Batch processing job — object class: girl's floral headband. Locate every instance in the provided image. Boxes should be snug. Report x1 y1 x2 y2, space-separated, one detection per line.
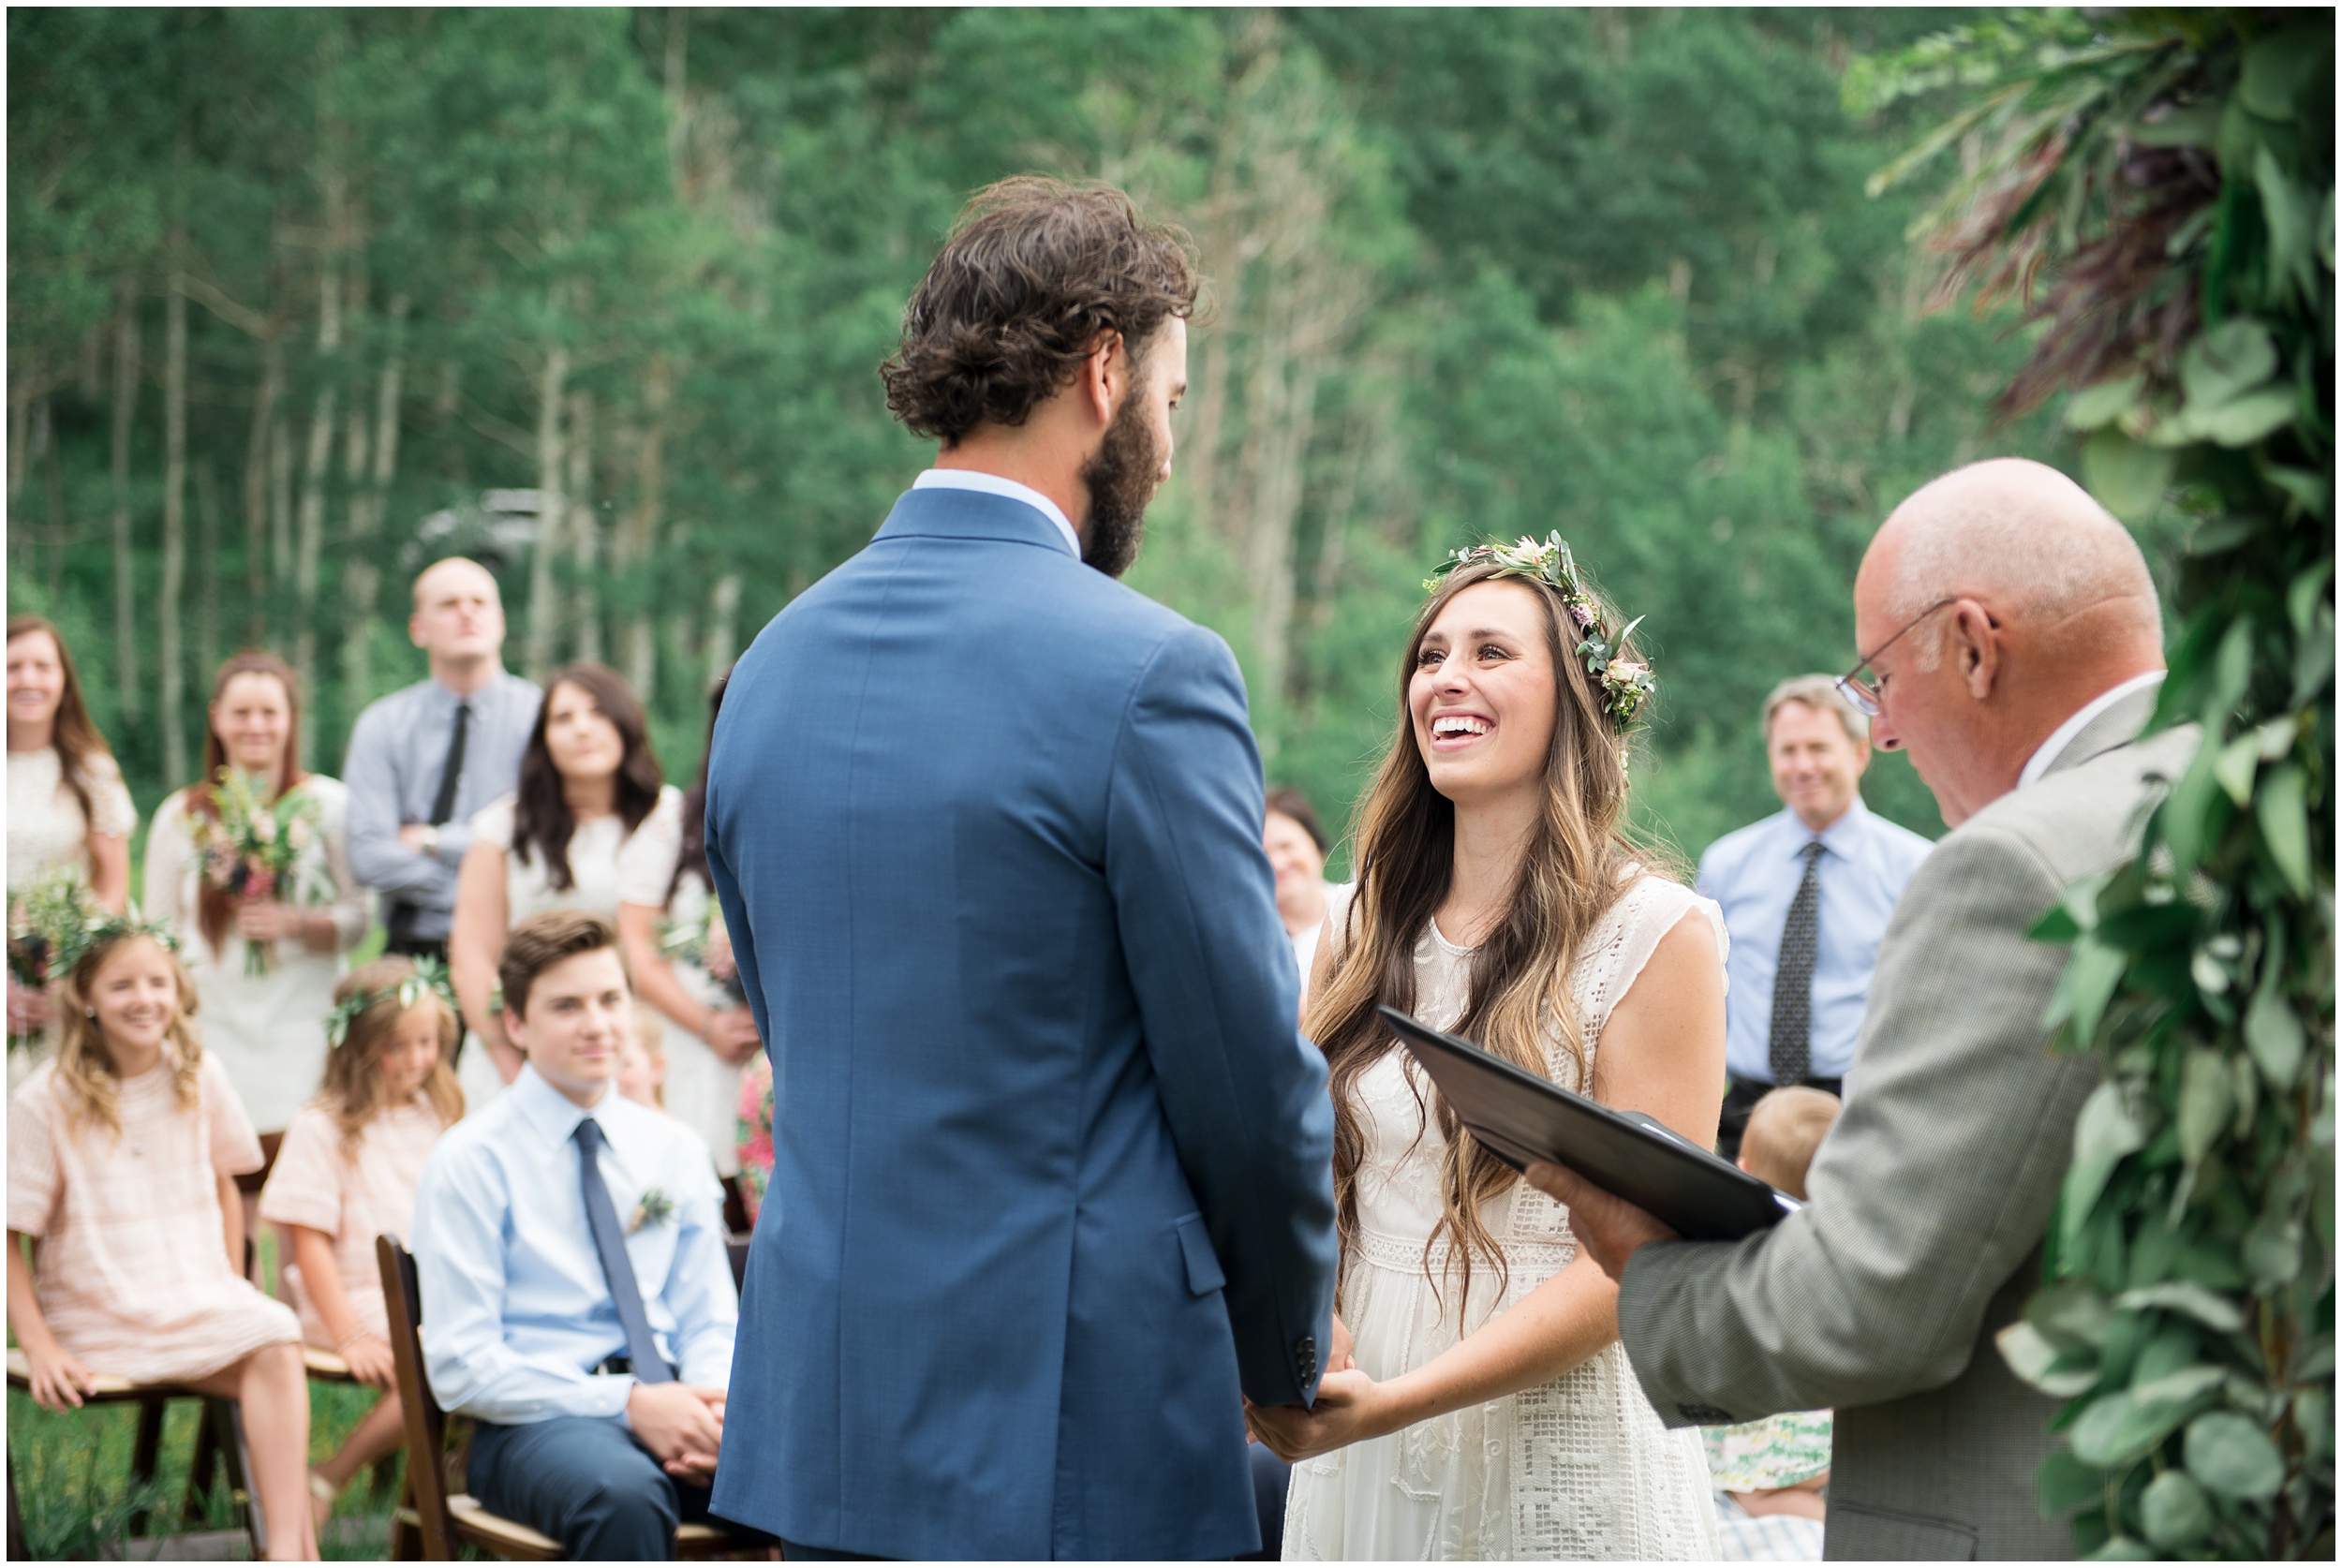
325 956 457 1049
53 910 182 979
1425 532 1656 728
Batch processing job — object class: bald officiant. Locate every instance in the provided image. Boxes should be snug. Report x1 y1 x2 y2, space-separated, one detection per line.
1698 677 1933 1158
1529 459 2185 1560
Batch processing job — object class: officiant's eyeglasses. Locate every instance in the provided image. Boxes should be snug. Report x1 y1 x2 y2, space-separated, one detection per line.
1835 598 1956 717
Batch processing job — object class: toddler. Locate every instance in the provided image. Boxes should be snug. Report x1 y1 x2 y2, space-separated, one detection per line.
259 955 464 1526
1704 1085 1844 1559
7 922 316 1560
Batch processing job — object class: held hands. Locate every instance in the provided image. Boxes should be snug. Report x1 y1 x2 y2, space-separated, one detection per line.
1243 1313 1364 1463
1521 1162 1680 1282
628 1381 727 1480
22 1339 96 1412
236 899 299 944
704 925 736 984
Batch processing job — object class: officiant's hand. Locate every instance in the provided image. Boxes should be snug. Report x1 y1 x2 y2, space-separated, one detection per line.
1523 1161 1679 1281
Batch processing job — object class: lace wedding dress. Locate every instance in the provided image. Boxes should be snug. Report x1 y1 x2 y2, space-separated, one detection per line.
1282 875 1725 1561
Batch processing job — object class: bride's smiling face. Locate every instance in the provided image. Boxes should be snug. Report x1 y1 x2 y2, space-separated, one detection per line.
1408 578 1560 806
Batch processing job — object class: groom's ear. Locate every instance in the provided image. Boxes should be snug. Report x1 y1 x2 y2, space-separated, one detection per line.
1079 330 1124 426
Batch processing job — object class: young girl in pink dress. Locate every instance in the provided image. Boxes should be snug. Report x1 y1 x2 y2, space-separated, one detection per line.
257 955 463 1528
7 924 317 1561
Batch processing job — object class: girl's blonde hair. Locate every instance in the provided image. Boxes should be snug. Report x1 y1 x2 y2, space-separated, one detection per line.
55 932 203 1135
1306 559 1676 1312
313 957 464 1158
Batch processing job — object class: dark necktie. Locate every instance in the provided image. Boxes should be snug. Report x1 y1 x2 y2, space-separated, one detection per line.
428 702 472 827
573 1117 673 1383
1768 840 1826 1086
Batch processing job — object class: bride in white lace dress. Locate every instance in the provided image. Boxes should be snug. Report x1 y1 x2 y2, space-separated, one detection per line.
1250 539 1726 1561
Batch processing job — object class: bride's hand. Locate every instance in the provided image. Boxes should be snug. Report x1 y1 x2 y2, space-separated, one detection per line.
1244 1369 1387 1463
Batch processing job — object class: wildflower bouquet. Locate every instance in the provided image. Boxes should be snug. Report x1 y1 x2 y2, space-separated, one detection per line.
7 865 96 1000
191 770 322 976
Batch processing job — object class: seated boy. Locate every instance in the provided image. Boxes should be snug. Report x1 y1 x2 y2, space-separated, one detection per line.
411 910 760 1560
1703 1086 1844 1559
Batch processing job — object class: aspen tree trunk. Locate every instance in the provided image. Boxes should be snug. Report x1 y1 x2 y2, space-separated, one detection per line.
341 293 408 713
195 459 221 685
22 399 52 584
42 404 68 601
704 573 741 688
161 239 190 786
567 388 600 663
244 333 284 633
617 354 671 701
298 89 348 761
9 348 43 511
525 339 571 682
270 411 293 592
110 285 143 719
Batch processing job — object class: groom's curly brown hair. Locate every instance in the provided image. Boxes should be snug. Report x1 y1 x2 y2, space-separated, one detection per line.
882 176 1201 442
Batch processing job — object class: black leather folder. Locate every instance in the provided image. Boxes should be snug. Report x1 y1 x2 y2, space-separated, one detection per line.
1379 1005 1797 1243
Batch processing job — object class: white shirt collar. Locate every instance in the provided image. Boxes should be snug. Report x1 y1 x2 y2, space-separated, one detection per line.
912 468 1080 557
1787 794 1871 859
2018 671 2166 791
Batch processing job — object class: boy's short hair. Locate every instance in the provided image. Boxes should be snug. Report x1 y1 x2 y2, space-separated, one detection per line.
1741 1086 1843 1202
498 910 627 1020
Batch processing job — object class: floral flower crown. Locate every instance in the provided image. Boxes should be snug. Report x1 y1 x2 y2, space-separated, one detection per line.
325 956 457 1050
1424 532 1656 728
52 910 182 981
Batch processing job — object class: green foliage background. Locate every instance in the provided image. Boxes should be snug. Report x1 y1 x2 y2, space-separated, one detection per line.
8 7 2062 864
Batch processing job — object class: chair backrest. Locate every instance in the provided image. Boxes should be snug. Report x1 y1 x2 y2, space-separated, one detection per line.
719 1175 749 1237
235 1131 284 1198
377 1234 458 1561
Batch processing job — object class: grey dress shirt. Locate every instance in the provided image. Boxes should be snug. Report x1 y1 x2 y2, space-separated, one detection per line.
342 670 541 941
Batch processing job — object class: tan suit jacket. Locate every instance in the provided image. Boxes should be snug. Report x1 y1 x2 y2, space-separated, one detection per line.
1617 686 2196 1561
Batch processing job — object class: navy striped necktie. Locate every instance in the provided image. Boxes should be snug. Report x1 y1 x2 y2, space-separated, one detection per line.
1768 839 1826 1086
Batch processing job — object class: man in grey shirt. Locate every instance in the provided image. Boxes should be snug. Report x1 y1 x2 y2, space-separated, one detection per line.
343 557 541 959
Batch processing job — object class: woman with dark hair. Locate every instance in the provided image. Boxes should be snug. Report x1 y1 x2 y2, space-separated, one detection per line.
617 673 760 1176
7 615 138 1082
450 663 673 1099
142 651 367 1132
1247 537 1725 1561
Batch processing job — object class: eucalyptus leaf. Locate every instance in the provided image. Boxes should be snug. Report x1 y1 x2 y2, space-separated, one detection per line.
2178 318 2277 409
2255 766 2312 897
2242 1210 2302 1288
2176 1049 2232 1166
2244 984 2305 1089
2080 427 2175 520
2127 1362 2227 1408
2044 940 2129 1049
1997 1320 2101 1396
2186 387 2299 447
2114 1280 2246 1333
2029 1276 2116 1351
2061 1084 2145 1249
2083 1536 2157 1561
2212 732 2261 806
2185 1411 2285 1500
2066 374 2144 431
2255 145 2316 299
2241 30 2317 118
2141 1468 2214 1547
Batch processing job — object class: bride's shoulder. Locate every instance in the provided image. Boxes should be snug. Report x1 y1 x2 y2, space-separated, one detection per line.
1609 865 1727 963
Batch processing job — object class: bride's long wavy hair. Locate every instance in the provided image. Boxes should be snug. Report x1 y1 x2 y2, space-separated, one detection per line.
1305 558 1668 1310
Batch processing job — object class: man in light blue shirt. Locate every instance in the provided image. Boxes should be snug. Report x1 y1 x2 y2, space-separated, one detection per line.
1696 675 1934 1158
411 910 755 1560
342 557 541 958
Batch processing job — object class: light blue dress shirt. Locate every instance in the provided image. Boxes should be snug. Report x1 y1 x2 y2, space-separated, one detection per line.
410 1064 737 1424
1696 796 1935 1086
342 671 541 941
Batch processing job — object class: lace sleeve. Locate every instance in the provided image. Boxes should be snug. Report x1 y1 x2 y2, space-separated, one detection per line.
1571 876 1728 1046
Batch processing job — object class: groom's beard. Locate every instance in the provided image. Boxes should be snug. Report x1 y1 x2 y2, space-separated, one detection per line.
1077 392 1163 580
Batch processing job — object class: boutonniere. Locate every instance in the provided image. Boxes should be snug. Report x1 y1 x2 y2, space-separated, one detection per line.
628 1186 676 1235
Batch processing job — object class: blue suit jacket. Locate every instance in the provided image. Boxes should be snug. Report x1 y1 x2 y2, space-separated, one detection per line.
704 487 1339 1560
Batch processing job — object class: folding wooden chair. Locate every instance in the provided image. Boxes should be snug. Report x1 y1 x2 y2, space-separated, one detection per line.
377 1235 745 1561
4 1351 266 1557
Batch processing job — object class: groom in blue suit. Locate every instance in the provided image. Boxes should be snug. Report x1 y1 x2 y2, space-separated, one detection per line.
704 178 1340 1560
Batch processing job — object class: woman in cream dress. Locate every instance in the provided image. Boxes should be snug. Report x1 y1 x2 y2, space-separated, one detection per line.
1249 540 1724 1561
142 652 367 1132
7 615 138 1088
450 662 675 1110
616 676 759 1175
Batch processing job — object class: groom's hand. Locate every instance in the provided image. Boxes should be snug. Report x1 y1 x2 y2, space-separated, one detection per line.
629 1382 726 1480
1524 1161 1679 1282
